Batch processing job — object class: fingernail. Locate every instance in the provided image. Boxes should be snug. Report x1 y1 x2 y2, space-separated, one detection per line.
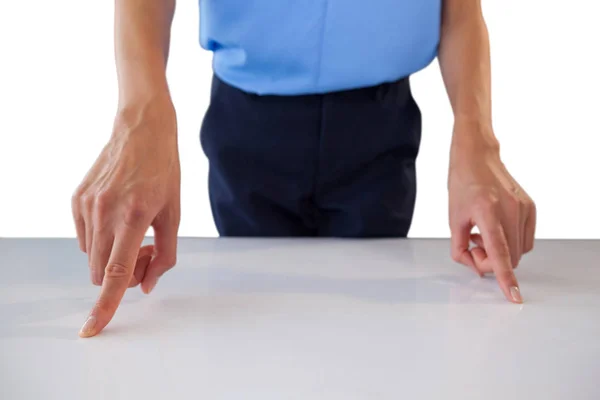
79 316 97 337
470 265 483 278
147 278 158 294
469 265 480 277
90 269 101 286
510 286 523 303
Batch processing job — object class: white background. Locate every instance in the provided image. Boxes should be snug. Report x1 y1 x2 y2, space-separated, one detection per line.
0 0 598 239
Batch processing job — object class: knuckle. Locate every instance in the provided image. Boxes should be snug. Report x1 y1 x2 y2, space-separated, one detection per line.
507 194 520 208
499 247 511 260
95 191 114 213
73 185 84 197
72 185 86 202
124 199 149 227
93 193 115 227
474 194 500 214
95 298 115 315
450 250 462 263
81 193 95 211
494 243 511 260
104 262 130 279
498 268 516 283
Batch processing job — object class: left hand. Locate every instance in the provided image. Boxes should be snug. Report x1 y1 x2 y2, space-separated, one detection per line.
448 123 536 304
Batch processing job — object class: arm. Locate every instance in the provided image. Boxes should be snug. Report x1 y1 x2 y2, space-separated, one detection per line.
439 0 495 149
115 0 176 106
439 0 536 303
74 0 180 338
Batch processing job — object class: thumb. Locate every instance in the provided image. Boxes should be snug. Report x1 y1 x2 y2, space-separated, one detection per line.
128 245 155 288
450 219 483 277
141 211 179 294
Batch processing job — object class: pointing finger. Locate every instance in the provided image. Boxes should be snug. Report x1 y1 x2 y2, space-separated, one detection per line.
475 210 523 304
79 224 146 338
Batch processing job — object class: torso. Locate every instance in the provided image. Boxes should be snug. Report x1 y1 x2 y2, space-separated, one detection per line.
200 0 442 95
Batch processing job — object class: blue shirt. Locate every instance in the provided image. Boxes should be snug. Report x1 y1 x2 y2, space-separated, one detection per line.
200 0 441 95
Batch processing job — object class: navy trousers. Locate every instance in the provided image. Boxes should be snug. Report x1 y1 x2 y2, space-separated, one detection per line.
200 75 422 237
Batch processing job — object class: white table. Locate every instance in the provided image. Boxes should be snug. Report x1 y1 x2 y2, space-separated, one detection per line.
1 238 599 399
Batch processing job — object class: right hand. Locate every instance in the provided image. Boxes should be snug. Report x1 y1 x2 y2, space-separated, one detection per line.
72 96 181 338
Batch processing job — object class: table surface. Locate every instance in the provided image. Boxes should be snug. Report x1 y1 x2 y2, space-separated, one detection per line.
0 238 599 400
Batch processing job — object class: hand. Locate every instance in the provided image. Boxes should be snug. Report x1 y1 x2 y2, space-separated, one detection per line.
448 123 536 304
72 96 181 337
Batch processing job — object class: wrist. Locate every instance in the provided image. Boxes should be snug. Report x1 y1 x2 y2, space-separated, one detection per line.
114 94 177 139
451 118 499 151
117 58 170 109
117 77 174 113
118 82 171 111
450 119 501 169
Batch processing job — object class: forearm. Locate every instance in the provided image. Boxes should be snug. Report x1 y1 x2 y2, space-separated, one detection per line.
115 0 176 107
439 0 497 148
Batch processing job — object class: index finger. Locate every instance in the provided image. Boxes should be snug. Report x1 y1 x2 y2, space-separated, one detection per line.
476 210 523 304
79 225 146 338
